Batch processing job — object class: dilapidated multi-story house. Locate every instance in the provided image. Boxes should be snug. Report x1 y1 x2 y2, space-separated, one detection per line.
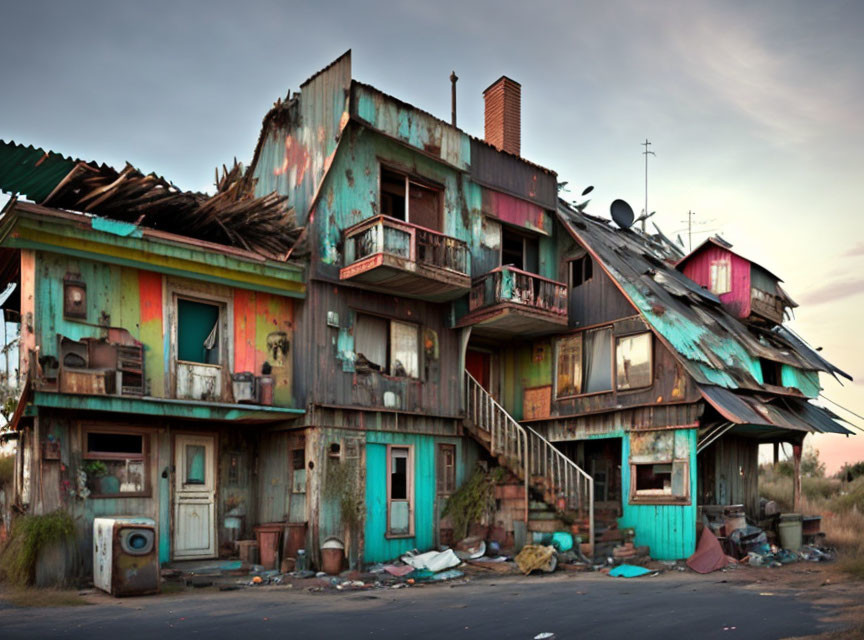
0 50 853 581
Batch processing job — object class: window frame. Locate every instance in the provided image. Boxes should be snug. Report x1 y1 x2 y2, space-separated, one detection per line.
386 444 415 538
81 425 151 499
378 163 444 230
175 295 225 367
354 312 422 380
628 459 690 505
500 225 540 274
554 325 615 399
709 259 732 295
615 332 654 392
569 254 594 289
436 443 457 496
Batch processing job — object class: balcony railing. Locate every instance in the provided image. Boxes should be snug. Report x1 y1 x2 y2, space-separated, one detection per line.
343 215 469 276
469 266 567 316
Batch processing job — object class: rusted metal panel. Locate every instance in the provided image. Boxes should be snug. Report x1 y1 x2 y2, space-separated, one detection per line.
481 189 550 235
251 52 352 228
532 403 703 442
470 138 557 209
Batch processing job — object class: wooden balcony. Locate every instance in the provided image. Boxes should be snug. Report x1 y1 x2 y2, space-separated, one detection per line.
339 215 471 301
456 266 568 337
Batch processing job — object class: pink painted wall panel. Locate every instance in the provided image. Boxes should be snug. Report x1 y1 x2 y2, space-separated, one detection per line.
680 246 751 318
482 189 550 234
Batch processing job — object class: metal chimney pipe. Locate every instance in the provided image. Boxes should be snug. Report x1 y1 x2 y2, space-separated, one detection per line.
450 71 458 127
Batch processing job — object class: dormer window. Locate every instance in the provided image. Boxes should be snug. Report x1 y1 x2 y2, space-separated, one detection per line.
709 259 731 295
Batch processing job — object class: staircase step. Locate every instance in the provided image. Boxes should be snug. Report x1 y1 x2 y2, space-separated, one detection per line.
528 511 559 520
528 519 569 534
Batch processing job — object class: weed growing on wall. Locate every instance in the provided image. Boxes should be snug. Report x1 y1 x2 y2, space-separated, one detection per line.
0 510 74 587
442 465 504 540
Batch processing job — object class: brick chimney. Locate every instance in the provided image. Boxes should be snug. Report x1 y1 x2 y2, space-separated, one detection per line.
483 76 521 156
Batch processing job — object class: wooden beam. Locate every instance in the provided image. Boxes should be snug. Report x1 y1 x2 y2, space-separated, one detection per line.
792 443 802 512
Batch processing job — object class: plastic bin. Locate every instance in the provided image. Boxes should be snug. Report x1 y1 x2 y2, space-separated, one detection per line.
778 513 803 551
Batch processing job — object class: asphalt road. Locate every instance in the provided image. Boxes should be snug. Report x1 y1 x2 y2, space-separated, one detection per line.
0 573 841 640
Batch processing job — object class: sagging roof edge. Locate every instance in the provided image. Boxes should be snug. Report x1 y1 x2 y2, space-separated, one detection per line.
5 200 305 273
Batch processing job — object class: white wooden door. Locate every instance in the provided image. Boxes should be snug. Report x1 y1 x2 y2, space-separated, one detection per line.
173 434 217 559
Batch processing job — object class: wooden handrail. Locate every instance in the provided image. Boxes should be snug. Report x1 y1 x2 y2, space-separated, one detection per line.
474 265 567 288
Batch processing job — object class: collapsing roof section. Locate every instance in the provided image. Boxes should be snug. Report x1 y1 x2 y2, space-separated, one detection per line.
555 201 852 395
0 140 302 257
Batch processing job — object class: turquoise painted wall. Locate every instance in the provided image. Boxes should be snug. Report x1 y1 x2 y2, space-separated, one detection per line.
619 428 698 560
363 431 470 563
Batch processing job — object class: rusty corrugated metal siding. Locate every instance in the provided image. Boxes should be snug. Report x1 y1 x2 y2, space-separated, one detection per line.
470 138 557 209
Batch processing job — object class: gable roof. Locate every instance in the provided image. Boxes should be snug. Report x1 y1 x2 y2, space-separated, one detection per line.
555 201 851 389
676 236 783 283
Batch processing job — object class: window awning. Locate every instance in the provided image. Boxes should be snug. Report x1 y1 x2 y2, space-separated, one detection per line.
699 385 853 436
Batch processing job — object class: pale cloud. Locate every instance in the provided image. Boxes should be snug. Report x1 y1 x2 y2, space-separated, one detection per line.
844 243 864 258
798 278 864 306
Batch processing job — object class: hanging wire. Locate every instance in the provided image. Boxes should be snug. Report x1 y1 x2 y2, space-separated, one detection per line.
819 394 864 426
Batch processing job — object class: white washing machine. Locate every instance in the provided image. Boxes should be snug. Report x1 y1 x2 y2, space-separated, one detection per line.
93 516 160 596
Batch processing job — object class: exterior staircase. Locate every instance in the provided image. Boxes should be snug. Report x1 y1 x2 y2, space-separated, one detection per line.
463 371 594 555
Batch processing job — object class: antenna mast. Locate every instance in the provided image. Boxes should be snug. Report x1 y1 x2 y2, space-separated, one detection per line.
641 139 655 233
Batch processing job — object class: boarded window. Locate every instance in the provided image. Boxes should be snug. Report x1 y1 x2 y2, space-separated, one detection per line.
437 444 456 495
83 429 148 498
570 255 593 288
388 446 413 536
556 334 583 397
355 314 388 371
616 332 653 390
709 260 731 295
390 321 419 378
177 298 220 364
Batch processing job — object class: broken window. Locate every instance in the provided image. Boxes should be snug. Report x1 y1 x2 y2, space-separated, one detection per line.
556 334 583 397
760 358 782 386
291 449 306 494
556 327 613 397
354 314 420 378
437 443 456 496
380 166 442 231
570 255 593 288
63 277 87 320
388 445 413 536
632 461 688 501
177 298 221 365
501 226 539 274
709 260 731 295
616 332 653 391
355 314 388 371
83 428 148 497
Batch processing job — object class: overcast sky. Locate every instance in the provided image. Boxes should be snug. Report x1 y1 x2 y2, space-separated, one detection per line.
2 0 862 471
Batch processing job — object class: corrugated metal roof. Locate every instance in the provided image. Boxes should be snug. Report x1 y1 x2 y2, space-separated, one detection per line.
0 140 81 202
555 201 851 390
700 385 853 435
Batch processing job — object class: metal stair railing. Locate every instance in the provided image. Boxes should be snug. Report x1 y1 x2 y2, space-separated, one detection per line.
464 370 594 554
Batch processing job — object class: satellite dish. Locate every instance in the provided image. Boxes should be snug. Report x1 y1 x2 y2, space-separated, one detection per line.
581 185 594 196
610 199 635 229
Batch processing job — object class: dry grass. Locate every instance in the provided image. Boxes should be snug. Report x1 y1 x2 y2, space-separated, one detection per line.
760 468 864 580
0 586 92 607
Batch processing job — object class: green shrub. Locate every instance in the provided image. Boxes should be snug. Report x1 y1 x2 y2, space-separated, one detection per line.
0 511 75 587
442 465 505 540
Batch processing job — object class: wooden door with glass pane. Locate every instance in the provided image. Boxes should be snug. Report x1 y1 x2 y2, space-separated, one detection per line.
173 434 217 559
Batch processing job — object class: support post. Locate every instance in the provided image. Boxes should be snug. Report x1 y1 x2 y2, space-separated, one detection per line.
773 442 779 467
792 443 802 512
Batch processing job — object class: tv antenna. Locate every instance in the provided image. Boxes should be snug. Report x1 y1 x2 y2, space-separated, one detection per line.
641 139 655 233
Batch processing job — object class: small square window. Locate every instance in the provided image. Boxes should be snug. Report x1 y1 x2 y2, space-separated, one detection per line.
177 298 221 365
570 255 593 288
709 260 731 295
63 279 87 319
83 428 149 498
